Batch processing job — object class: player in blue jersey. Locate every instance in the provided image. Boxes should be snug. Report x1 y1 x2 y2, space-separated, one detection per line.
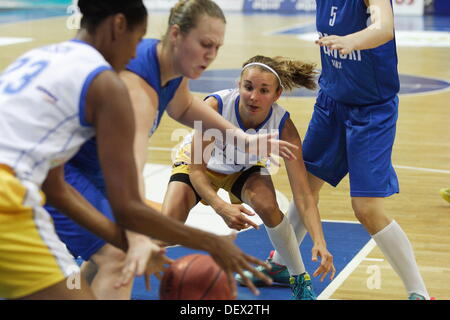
45 0 297 299
246 0 431 300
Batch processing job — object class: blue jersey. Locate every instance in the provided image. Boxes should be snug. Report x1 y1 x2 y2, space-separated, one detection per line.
316 0 400 105
66 39 183 188
127 38 183 136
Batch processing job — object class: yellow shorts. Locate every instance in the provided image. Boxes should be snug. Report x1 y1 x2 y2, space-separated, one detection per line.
170 164 265 205
0 166 78 299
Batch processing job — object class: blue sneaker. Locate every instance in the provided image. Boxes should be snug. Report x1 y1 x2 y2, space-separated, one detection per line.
235 251 290 286
290 273 317 300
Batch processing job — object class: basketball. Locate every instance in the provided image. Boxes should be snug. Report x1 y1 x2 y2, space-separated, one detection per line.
159 253 235 300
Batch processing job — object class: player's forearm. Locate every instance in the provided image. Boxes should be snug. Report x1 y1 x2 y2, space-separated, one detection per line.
189 165 226 211
349 1 394 50
345 25 394 51
293 196 326 245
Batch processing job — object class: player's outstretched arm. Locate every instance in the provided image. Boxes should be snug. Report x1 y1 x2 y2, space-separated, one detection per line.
166 80 298 161
281 119 335 281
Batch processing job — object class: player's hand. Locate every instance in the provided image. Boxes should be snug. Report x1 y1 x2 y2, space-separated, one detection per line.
243 131 298 161
115 232 173 291
216 203 259 231
311 242 336 282
208 232 272 298
315 35 355 55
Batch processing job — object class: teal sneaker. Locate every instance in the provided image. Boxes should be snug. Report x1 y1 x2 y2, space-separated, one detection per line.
235 251 290 286
290 273 317 300
408 293 435 300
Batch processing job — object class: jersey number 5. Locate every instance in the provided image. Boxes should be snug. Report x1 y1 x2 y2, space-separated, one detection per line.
329 6 338 27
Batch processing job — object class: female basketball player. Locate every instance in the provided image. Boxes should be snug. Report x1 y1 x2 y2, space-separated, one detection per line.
161 55 336 300
45 0 296 299
255 0 431 300
0 0 274 300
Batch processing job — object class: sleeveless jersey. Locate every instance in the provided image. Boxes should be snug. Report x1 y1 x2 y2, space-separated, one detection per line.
176 89 290 175
68 38 183 184
127 38 183 136
316 0 399 105
0 39 111 186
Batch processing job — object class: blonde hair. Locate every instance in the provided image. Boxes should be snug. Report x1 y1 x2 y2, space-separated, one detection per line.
162 0 226 43
241 55 318 91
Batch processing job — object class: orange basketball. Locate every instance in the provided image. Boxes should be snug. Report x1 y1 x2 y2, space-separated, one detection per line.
159 253 235 300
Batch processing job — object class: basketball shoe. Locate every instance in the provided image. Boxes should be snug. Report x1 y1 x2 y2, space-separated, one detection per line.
235 250 290 286
408 293 436 300
290 273 317 300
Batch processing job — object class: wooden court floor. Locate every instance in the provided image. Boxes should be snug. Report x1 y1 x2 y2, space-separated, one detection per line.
1 11 448 300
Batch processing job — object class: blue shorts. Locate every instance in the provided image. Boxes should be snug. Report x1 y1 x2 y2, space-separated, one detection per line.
45 164 111 261
302 90 399 198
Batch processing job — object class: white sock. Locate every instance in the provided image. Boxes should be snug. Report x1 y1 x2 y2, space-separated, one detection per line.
265 213 304 276
272 201 307 274
372 220 430 299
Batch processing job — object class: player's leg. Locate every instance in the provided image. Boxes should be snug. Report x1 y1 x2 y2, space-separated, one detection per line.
80 260 98 285
234 169 314 299
347 97 430 300
352 196 430 299
162 168 201 223
88 243 130 299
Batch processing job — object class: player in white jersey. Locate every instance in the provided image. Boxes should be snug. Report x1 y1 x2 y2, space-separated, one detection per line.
0 0 276 299
163 55 335 300
0 0 150 300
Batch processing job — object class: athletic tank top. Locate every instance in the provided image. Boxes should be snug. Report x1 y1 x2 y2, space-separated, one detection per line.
0 39 111 186
316 0 399 105
175 89 290 175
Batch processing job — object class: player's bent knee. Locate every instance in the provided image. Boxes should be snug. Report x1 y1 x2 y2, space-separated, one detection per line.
253 201 283 227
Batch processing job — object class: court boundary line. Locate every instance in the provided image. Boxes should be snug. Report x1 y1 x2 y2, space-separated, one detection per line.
318 239 377 300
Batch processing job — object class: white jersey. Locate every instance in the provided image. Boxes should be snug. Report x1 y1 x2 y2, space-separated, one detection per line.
0 39 112 186
177 88 290 175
